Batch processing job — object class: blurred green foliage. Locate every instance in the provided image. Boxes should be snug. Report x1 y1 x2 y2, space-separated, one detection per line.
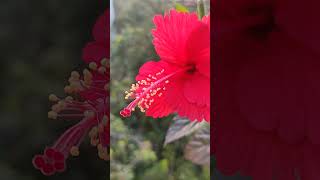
111 0 210 179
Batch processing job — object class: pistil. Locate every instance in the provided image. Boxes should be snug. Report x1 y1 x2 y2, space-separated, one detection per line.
120 66 190 117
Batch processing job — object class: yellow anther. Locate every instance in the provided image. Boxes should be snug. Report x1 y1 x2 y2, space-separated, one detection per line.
70 81 80 90
68 77 76 83
83 68 91 76
51 104 60 112
97 144 103 151
97 144 109 160
71 71 80 79
101 58 108 67
48 111 58 119
64 85 73 94
144 104 150 109
89 126 98 137
83 69 93 85
57 100 66 109
90 138 99 146
98 151 109 161
65 96 73 101
98 66 106 74
84 78 92 86
70 146 80 156
89 62 98 70
49 94 59 102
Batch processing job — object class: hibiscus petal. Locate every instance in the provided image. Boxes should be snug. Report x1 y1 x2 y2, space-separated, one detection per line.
202 15 210 30
135 61 175 118
236 57 280 132
82 41 109 63
167 76 209 121
305 57 320 144
92 10 109 42
277 59 305 144
275 0 320 55
134 60 210 121
152 10 202 65
300 144 320 180
183 72 210 107
272 143 297 180
249 137 273 180
215 76 246 175
186 23 210 78
236 31 312 144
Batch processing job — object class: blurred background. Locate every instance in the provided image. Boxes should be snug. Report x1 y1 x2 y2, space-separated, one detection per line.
0 0 108 179
110 0 210 179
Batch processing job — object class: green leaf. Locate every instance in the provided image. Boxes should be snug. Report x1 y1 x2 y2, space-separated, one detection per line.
164 116 206 146
184 124 210 166
175 3 189 13
197 0 205 19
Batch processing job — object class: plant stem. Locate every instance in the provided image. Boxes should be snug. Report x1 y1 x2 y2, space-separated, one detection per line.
197 0 205 19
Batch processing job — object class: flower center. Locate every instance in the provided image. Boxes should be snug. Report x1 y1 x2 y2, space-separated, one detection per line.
186 64 196 74
120 66 191 117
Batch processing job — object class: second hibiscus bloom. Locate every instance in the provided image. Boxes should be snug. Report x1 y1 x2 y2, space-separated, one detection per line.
120 10 210 122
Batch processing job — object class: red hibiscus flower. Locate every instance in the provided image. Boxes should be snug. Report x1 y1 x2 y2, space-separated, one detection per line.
120 10 210 122
32 9 109 176
214 0 320 179
82 10 110 64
